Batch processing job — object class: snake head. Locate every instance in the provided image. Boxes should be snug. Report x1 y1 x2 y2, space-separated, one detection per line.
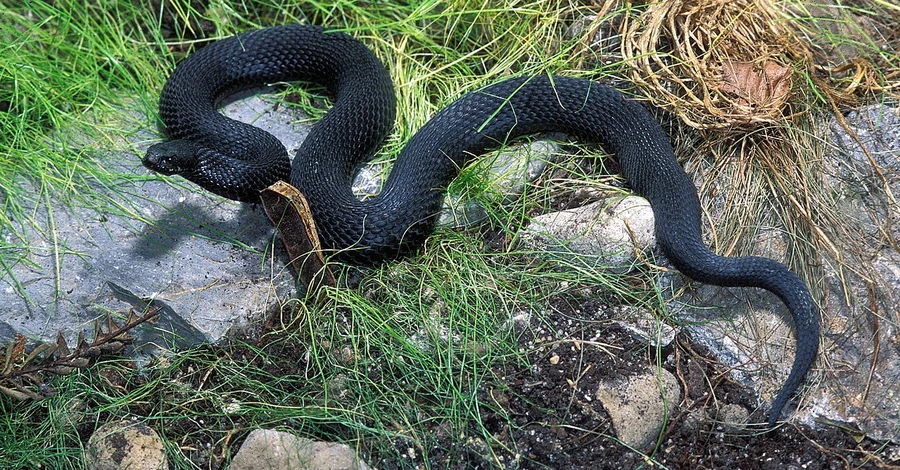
143 140 202 175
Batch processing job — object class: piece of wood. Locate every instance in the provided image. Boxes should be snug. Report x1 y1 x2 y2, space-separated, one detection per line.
260 181 335 300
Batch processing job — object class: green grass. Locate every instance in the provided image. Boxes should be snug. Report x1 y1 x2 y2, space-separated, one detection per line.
1 238 648 468
0 2 645 467
1 0 898 468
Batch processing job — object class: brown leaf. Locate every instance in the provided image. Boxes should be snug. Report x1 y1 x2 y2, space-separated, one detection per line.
68 357 91 368
56 332 70 357
260 181 335 299
2 341 12 374
3 334 26 374
17 385 43 401
76 331 87 350
126 309 141 325
92 318 102 341
99 342 126 354
106 315 122 336
719 60 792 116
109 314 136 342
81 346 102 358
24 343 56 366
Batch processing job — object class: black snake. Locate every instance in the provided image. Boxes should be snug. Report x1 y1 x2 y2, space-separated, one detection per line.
143 24 818 425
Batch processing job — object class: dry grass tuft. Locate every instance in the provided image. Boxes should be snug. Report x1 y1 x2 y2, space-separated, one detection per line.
611 0 899 432
622 0 811 129
609 0 897 283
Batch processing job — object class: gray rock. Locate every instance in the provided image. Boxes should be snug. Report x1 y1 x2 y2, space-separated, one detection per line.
1 76 563 355
439 139 556 228
229 429 370 470
811 246 900 441
0 94 297 349
85 420 168 470
355 140 555 228
816 105 900 440
1 90 563 350
595 366 681 450
520 195 655 272
668 103 900 441
666 273 788 410
613 306 677 349
715 403 751 432
6 75 900 447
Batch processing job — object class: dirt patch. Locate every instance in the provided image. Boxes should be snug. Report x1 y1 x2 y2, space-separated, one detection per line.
76 291 895 469
373 293 893 469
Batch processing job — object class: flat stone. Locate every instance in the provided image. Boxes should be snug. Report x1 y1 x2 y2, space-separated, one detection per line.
595 366 681 450
0 91 558 351
229 429 370 470
85 420 168 470
0 94 297 350
520 195 655 272
613 306 677 349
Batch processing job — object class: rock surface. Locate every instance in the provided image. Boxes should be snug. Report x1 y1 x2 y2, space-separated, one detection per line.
595 366 681 450
4 81 900 447
521 195 655 272
812 104 900 441
229 429 370 470
520 104 900 442
0 94 298 353
664 103 900 440
0 92 552 353
84 420 168 470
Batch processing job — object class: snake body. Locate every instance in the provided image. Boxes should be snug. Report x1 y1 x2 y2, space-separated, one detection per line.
143 25 818 425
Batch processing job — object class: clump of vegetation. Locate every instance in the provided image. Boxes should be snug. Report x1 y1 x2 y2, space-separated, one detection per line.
1 0 898 468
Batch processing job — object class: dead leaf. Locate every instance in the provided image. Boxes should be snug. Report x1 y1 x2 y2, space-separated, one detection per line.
24 343 56 365
260 181 335 296
3 335 26 374
260 181 336 331
68 357 90 368
56 333 70 357
99 341 126 354
719 60 792 117
1 313 163 403
48 366 75 375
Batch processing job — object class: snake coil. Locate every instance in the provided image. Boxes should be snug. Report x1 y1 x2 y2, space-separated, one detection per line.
144 25 818 425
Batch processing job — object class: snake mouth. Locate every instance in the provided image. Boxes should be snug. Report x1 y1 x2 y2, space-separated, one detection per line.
142 152 180 175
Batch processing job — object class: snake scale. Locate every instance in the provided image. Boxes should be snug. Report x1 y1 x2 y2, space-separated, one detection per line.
143 25 818 425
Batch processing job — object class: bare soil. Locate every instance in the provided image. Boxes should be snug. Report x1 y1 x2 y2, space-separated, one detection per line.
368 292 890 469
